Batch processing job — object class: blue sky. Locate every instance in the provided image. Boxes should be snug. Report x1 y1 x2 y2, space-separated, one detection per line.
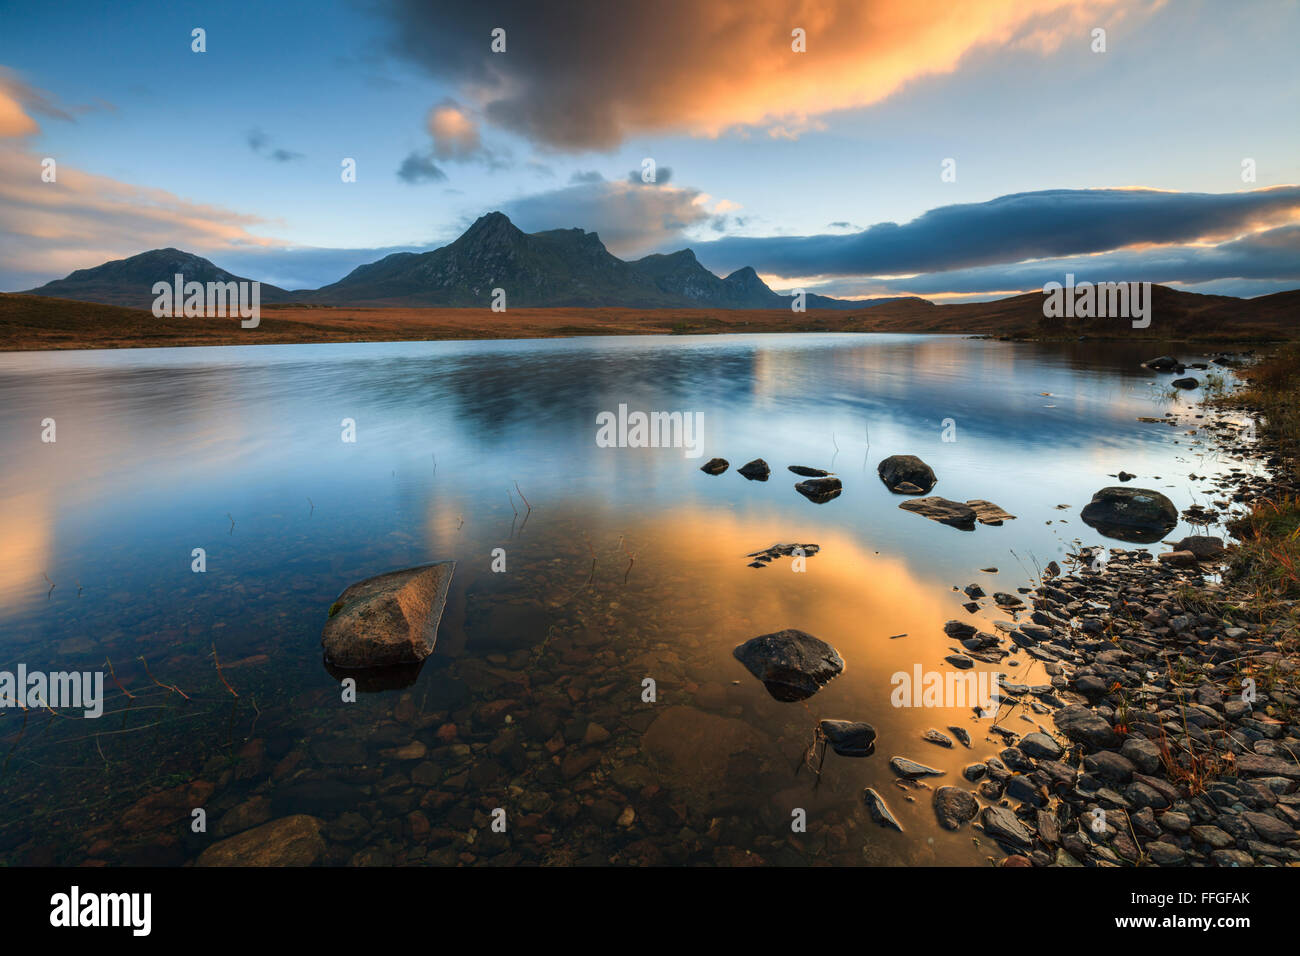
1 0 1297 299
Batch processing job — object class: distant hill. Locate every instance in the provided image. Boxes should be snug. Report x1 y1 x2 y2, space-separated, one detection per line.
4 281 1295 352
20 212 907 311
21 249 293 310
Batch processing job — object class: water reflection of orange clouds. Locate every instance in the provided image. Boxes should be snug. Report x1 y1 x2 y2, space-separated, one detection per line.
749 336 975 402
0 490 51 610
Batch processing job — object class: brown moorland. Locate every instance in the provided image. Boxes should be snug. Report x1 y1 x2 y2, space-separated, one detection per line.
1 285 1296 352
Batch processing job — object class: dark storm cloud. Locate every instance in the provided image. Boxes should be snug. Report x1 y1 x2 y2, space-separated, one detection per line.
691 187 1300 278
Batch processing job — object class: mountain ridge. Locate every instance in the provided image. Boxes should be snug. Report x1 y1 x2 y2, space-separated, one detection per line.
19 212 911 311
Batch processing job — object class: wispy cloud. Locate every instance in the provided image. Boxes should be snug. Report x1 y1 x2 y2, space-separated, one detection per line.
246 126 304 162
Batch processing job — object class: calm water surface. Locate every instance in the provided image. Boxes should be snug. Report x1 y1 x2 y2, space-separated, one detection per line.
0 334 1250 865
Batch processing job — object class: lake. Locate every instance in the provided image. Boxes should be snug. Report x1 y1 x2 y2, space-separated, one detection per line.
0 333 1252 865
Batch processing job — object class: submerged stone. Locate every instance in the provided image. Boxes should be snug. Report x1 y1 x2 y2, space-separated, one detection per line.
196 815 326 866
321 561 455 669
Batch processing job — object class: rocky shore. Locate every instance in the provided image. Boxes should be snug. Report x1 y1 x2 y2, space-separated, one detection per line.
933 381 1300 867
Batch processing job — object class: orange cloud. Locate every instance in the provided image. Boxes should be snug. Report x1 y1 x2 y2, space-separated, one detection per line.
0 146 282 286
0 81 39 138
387 0 1142 149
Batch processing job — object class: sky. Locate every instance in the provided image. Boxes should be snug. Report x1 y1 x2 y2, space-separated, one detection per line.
0 0 1297 300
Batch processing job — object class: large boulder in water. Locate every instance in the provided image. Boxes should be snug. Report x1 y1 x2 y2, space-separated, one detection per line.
878 455 937 494
1080 487 1178 543
733 629 844 701
322 561 455 668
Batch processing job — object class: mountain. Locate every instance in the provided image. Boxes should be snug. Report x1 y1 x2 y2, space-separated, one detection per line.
20 212 904 310
307 212 674 307
308 212 904 309
21 248 293 309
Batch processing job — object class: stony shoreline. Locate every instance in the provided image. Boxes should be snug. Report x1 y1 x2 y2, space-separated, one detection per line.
938 385 1300 867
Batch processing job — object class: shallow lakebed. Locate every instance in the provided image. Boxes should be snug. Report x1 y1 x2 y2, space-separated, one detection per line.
0 333 1257 865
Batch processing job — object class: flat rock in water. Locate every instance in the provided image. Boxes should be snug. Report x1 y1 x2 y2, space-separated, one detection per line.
794 476 842 504
890 756 944 779
1171 377 1198 389
878 454 937 494
744 542 818 569
321 561 455 669
738 458 770 480
862 788 903 831
966 500 1016 525
733 628 844 701
934 786 979 830
788 465 831 477
819 719 877 756
700 457 729 475
981 806 1034 852
1079 487 1178 543
923 728 954 748
899 497 977 530
196 815 326 866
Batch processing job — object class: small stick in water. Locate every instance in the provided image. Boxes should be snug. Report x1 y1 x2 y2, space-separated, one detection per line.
138 656 190 701
104 658 136 699
212 644 239 698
